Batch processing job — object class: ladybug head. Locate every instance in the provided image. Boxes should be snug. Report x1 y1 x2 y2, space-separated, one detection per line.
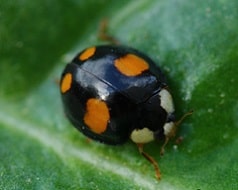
130 89 176 144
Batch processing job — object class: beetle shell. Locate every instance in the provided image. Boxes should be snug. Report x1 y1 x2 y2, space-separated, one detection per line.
60 45 175 145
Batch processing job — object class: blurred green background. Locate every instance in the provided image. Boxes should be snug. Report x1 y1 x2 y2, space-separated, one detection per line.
1 1 237 189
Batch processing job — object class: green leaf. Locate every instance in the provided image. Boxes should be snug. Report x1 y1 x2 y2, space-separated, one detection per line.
1 0 238 189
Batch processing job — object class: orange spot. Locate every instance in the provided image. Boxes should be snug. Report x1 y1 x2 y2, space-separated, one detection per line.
84 98 110 134
79 47 96 61
61 73 72 93
114 54 149 76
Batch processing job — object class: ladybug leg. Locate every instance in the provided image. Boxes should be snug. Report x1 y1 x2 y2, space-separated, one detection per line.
160 136 170 156
85 137 92 143
98 18 120 44
175 110 193 128
137 143 161 180
160 110 193 155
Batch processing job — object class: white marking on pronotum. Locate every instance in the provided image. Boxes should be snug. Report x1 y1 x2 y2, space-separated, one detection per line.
159 89 174 114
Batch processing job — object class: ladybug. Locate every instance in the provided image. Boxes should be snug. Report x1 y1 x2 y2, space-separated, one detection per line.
60 45 192 180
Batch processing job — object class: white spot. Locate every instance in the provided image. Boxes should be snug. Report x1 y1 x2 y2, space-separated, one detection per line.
159 89 174 114
223 133 229 139
173 145 178 150
208 108 213 113
130 128 154 144
163 122 175 136
220 93 225 98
